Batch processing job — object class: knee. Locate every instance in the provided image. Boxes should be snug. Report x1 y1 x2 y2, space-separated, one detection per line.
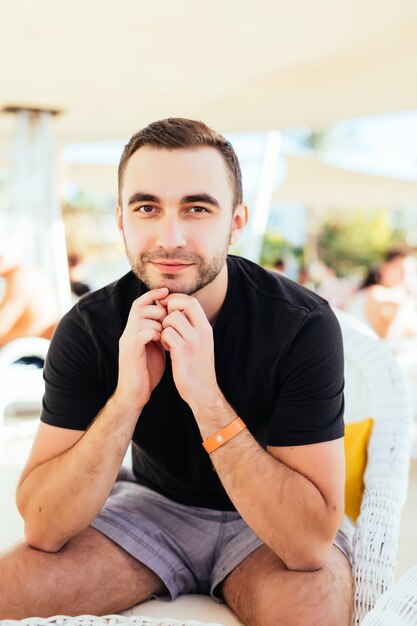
250 596 351 626
248 568 353 626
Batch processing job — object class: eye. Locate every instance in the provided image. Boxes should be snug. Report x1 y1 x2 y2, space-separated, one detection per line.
188 206 210 214
136 205 157 214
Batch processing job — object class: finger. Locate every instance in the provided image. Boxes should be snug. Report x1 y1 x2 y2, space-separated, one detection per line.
125 318 162 336
161 326 184 351
163 294 207 328
136 327 162 346
133 287 170 309
127 289 168 326
139 305 168 322
162 310 193 340
140 319 163 333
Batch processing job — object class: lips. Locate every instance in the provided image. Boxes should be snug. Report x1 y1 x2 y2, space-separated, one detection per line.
151 261 193 273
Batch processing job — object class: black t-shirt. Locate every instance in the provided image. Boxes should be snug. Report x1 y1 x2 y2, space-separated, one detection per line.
41 255 344 510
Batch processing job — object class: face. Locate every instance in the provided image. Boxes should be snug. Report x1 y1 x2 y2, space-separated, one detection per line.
381 257 406 287
117 146 246 295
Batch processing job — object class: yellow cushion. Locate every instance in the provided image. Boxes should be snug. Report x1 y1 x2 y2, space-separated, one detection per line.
344 418 374 522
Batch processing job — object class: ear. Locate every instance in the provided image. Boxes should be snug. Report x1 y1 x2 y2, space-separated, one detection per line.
229 204 248 246
116 204 123 233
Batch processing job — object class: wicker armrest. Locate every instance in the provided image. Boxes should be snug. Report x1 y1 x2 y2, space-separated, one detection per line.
361 565 417 624
0 615 223 626
334 308 413 625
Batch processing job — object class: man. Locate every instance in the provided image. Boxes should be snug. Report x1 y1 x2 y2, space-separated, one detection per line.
0 250 59 347
0 119 353 625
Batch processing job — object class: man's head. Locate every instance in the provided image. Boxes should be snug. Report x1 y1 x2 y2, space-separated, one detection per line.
118 118 243 210
380 250 407 287
116 118 247 295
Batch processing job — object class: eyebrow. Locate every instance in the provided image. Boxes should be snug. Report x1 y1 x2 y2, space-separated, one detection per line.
127 192 220 208
182 194 220 208
127 192 159 206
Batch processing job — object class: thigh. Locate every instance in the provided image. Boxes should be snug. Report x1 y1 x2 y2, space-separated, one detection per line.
220 544 353 626
0 527 167 620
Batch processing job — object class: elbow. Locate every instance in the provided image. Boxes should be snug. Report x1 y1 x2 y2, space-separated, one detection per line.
24 524 66 554
15 484 27 519
284 541 332 572
285 555 325 572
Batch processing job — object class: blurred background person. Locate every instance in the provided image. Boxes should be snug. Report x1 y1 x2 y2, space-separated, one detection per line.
0 248 60 348
308 260 354 309
67 252 91 300
269 256 287 276
346 250 417 339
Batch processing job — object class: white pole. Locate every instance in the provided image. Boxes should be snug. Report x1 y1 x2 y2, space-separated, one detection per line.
7 107 72 315
241 131 284 263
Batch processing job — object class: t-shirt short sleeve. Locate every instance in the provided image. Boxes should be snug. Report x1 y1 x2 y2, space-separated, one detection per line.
267 303 344 446
41 305 108 431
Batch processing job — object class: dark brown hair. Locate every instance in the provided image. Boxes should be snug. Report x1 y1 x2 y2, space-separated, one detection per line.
118 118 243 208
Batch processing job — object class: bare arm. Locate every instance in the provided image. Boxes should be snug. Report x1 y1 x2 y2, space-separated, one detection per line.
365 286 399 338
16 397 140 553
16 287 169 553
160 293 345 571
195 397 345 571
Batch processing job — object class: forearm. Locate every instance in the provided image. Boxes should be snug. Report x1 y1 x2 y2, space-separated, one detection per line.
0 293 27 339
194 398 341 571
17 395 140 552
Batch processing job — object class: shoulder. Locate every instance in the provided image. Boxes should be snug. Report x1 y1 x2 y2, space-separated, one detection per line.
77 271 144 317
227 255 328 315
226 256 339 351
58 271 144 339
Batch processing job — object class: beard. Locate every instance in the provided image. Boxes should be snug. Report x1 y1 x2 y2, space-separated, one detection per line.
125 237 230 296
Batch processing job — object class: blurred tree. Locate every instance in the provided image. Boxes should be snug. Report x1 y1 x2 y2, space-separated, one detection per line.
260 231 304 268
318 209 405 277
62 192 117 255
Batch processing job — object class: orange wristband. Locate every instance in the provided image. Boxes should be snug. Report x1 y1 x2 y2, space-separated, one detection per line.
202 417 247 454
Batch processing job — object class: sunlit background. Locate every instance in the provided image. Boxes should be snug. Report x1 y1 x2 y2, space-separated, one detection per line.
1 0 417 598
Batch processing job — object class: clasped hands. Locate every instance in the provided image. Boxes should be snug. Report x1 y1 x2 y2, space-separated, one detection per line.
116 287 221 414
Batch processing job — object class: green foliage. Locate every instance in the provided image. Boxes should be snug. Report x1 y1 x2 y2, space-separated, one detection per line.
260 231 304 267
318 210 405 277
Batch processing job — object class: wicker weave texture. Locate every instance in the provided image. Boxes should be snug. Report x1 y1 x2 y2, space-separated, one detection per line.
361 565 417 625
335 309 413 625
0 615 222 626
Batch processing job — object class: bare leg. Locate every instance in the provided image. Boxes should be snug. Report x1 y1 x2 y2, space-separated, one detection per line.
220 545 353 626
0 527 167 619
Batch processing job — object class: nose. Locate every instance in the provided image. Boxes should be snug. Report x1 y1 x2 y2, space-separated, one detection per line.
156 214 187 249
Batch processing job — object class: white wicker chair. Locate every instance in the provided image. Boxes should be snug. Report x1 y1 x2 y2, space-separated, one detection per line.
0 310 412 626
0 618 223 626
334 308 413 625
361 564 417 625
0 337 50 436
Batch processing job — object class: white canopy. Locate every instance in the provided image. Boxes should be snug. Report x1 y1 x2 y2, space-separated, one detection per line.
1 0 417 146
1 1 416 310
66 152 417 209
273 154 417 209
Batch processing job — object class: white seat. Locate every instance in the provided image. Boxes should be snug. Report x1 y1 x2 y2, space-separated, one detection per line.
0 615 224 625
0 337 50 436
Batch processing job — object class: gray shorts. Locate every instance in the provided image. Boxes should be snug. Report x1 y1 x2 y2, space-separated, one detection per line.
90 468 354 602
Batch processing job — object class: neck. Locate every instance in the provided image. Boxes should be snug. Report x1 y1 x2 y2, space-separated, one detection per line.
193 262 228 325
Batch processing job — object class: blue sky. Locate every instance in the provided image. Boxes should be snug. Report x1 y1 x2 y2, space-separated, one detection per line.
282 109 417 181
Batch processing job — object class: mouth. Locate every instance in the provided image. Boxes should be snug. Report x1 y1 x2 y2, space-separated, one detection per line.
151 261 194 273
